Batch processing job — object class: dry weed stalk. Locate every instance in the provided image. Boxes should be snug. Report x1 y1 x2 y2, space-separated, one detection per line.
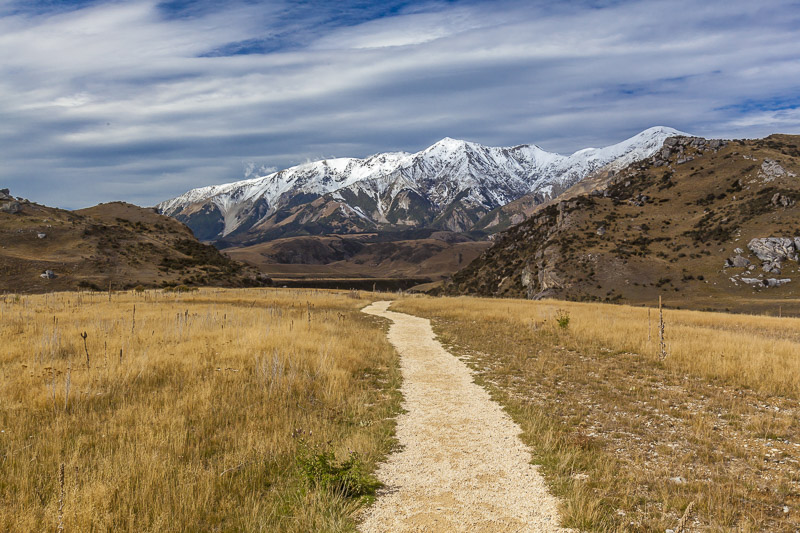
80 331 90 370
675 500 695 533
56 463 65 532
658 296 668 360
63 365 71 412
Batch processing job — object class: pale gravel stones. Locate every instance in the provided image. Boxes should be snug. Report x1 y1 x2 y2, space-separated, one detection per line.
360 301 572 533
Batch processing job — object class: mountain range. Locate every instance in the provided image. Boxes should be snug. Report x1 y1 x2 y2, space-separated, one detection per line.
157 127 686 246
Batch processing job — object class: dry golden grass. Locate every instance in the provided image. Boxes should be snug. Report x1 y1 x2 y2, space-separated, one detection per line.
0 288 400 532
393 295 800 532
398 296 800 397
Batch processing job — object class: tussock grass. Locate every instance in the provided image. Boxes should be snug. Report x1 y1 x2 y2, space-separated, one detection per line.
0 288 400 532
394 295 800 531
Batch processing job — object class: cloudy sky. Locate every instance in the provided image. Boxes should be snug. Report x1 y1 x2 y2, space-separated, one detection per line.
2 0 799 209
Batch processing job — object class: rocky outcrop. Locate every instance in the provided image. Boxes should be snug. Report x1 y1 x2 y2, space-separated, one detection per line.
652 137 727 167
0 188 21 214
772 192 796 208
759 159 797 183
726 238 800 275
0 201 21 214
520 246 565 300
747 237 799 263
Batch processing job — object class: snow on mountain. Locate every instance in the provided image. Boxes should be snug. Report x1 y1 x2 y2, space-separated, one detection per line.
157 126 688 242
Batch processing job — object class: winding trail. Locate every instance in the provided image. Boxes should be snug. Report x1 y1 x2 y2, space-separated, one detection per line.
360 301 571 532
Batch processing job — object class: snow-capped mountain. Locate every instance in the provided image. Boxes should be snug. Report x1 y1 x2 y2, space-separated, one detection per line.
157 126 688 244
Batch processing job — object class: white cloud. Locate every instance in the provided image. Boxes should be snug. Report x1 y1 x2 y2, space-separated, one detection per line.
0 0 799 208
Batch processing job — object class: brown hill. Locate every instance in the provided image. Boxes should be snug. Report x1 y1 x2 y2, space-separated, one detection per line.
445 134 800 313
0 194 268 293
224 232 490 284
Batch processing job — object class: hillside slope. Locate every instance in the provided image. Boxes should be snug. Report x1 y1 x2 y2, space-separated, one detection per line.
0 193 267 293
445 135 800 312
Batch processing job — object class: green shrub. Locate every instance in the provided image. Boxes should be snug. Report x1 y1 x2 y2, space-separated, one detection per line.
296 440 378 498
555 309 570 330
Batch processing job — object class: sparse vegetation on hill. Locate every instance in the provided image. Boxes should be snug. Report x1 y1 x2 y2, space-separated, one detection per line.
0 288 400 532
0 199 269 293
394 295 800 531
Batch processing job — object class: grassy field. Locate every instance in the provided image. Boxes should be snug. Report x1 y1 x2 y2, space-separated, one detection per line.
6 287 800 532
393 295 800 532
0 288 400 532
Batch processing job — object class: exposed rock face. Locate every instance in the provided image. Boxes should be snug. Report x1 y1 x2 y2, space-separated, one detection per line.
0 201 21 214
748 238 799 263
0 188 11 201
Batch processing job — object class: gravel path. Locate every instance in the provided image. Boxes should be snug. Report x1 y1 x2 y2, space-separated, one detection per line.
360 301 572 532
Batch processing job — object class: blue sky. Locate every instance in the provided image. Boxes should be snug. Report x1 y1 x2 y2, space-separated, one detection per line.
1 0 799 208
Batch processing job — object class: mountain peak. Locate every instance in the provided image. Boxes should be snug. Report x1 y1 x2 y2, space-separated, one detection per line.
428 137 472 150
637 125 690 137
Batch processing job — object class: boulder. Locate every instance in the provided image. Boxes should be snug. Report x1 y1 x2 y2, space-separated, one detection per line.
596 226 606 236
40 270 55 279
726 255 750 268
766 278 791 287
663 138 679 148
0 188 10 201
762 261 781 274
